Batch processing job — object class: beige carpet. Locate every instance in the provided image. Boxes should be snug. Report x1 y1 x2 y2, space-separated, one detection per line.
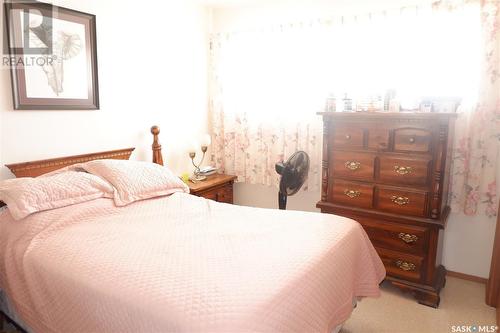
343 276 497 333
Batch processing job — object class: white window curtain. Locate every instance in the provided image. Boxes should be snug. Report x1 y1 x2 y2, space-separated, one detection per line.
209 0 500 217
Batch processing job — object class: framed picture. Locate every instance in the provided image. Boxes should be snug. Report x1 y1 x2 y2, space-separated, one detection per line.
4 0 99 110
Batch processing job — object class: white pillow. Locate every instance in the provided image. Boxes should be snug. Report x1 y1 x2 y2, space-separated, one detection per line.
0 171 114 220
78 160 189 206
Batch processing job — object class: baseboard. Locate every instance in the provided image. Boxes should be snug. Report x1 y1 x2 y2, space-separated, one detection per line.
446 270 488 284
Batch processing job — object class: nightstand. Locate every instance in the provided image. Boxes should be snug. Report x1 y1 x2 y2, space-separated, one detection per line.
188 174 237 204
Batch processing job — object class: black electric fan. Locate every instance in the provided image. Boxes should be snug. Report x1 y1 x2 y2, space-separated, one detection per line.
275 151 310 210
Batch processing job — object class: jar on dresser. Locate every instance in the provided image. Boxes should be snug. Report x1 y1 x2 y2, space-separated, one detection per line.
317 112 457 308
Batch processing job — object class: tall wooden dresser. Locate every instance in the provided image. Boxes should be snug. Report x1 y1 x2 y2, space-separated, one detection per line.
317 112 457 308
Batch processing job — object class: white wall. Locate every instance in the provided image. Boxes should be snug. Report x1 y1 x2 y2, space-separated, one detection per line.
0 0 210 179
214 0 499 279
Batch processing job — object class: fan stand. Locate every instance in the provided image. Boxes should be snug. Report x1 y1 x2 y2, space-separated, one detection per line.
275 151 310 211
278 191 287 210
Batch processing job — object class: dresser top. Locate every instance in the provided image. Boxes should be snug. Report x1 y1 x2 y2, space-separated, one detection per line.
188 174 237 194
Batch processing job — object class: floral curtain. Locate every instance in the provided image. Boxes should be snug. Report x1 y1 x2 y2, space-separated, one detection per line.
449 0 500 218
208 0 499 217
208 25 327 189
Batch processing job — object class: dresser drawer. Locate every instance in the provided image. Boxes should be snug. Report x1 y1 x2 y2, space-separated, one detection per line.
377 187 428 217
377 247 424 282
379 157 431 186
201 190 218 201
394 128 432 153
355 217 429 255
333 126 364 148
331 180 373 209
332 152 375 181
216 184 233 203
195 184 233 204
367 128 390 150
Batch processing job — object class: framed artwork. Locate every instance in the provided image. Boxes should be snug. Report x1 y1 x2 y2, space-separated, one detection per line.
4 1 99 110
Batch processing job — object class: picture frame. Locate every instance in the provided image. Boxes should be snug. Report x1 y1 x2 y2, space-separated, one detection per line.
4 0 99 110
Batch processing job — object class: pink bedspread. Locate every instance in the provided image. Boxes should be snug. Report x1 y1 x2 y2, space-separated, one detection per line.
0 193 385 333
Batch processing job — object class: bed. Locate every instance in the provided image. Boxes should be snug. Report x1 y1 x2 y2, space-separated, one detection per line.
0 127 385 333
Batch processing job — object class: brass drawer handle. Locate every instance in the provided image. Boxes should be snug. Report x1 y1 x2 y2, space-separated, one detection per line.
398 233 418 244
345 134 351 140
391 196 410 206
344 189 361 198
394 166 412 175
395 260 416 272
345 161 361 171
409 137 416 144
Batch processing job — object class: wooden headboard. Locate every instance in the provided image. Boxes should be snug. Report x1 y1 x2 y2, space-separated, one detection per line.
5 148 135 178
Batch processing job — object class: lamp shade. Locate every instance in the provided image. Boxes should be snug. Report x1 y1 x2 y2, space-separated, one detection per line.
202 134 211 146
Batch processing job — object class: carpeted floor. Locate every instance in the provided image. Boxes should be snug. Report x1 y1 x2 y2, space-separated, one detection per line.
343 276 497 333
1 277 496 333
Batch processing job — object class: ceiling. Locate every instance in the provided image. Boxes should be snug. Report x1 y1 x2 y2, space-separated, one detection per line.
195 0 432 9
195 0 271 7
195 0 314 8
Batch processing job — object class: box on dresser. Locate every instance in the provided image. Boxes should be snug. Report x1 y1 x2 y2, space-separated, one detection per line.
317 112 457 308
